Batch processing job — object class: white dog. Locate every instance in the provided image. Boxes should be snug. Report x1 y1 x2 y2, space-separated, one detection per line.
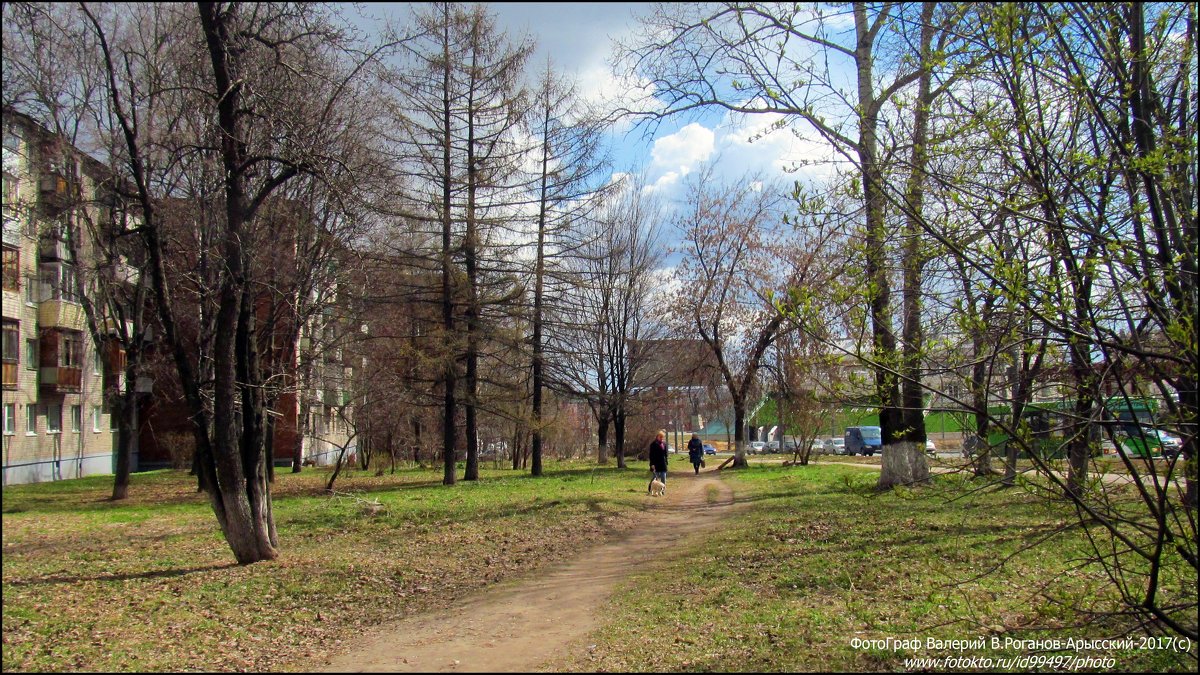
649 477 666 497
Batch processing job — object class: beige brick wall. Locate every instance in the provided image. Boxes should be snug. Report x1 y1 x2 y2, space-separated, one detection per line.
3 117 115 486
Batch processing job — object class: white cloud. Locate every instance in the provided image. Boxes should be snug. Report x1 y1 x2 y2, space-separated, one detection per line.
643 170 683 195
650 122 715 173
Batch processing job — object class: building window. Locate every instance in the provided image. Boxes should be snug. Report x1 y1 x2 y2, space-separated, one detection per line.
71 404 81 433
24 274 36 305
1 246 17 291
3 403 14 435
47 403 62 433
1 320 17 389
25 337 37 370
2 170 16 205
93 347 102 374
40 263 79 303
62 331 82 367
26 405 37 435
92 406 102 432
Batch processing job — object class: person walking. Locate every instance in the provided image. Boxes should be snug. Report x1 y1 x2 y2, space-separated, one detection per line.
648 430 669 493
687 433 704 474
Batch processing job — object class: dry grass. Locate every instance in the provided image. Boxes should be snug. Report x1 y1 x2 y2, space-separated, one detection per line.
2 462 647 672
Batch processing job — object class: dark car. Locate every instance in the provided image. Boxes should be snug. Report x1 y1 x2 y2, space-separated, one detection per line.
703 443 717 455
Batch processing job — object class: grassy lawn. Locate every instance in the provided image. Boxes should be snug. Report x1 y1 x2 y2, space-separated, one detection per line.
2 460 648 672
4 461 1195 672
551 464 1197 673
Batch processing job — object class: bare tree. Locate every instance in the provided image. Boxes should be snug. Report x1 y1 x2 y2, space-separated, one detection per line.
618 2 976 487
526 60 612 476
547 175 665 468
670 164 807 468
79 1 392 563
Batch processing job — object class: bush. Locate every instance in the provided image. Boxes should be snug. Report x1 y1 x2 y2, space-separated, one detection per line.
158 432 195 471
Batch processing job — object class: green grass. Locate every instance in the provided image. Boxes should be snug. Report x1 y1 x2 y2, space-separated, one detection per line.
4 461 1195 672
2 460 650 672
552 464 1197 673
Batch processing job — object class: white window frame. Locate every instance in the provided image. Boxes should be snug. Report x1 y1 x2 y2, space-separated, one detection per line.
3 403 14 435
71 404 81 433
25 405 37 435
46 403 62 434
92 406 102 433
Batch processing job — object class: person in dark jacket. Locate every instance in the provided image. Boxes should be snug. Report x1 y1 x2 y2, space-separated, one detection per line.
648 430 668 492
687 433 704 474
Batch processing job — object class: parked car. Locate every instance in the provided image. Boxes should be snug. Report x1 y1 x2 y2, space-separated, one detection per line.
824 438 846 455
1116 427 1183 459
703 443 717 455
844 426 882 456
765 440 780 452
749 441 766 454
925 439 937 456
810 440 825 455
1152 430 1183 458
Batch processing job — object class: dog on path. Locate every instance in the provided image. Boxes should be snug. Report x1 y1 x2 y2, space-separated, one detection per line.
648 477 666 497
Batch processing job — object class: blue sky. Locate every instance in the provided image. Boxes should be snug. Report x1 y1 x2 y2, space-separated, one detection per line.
362 2 838 207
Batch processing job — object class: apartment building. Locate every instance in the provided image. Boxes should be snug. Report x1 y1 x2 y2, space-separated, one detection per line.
131 199 359 471
2 112 120 485
3 108 362 482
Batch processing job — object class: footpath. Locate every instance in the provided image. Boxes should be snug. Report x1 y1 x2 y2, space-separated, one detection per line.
318 469 736 673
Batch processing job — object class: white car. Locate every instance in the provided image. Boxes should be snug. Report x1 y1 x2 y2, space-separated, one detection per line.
824 438 846 455
749 441 766 454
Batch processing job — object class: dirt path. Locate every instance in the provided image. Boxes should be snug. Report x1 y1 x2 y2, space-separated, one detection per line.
318 468 737 673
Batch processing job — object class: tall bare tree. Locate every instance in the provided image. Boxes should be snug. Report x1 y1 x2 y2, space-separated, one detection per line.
78 1 391 563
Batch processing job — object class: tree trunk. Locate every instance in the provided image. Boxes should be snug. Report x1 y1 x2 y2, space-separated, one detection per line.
292 350 312 473
614 407 626 468
877 1 935 490
110 389 134 501
463 95 480 482
731 405 748 468
530 93 552 478
596 410 609 465
438 4 457 488
878 441 930 489
197 2 279 563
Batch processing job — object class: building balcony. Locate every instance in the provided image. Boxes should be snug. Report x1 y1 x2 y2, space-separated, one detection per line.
102 341 126 393
39 173 70 213
40 365 82 393
320 387 352 408
38 235 70 262
38 298 86 331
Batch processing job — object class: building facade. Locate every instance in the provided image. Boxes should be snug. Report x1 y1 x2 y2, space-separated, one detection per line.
2 112 119 485
3 110 357 484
